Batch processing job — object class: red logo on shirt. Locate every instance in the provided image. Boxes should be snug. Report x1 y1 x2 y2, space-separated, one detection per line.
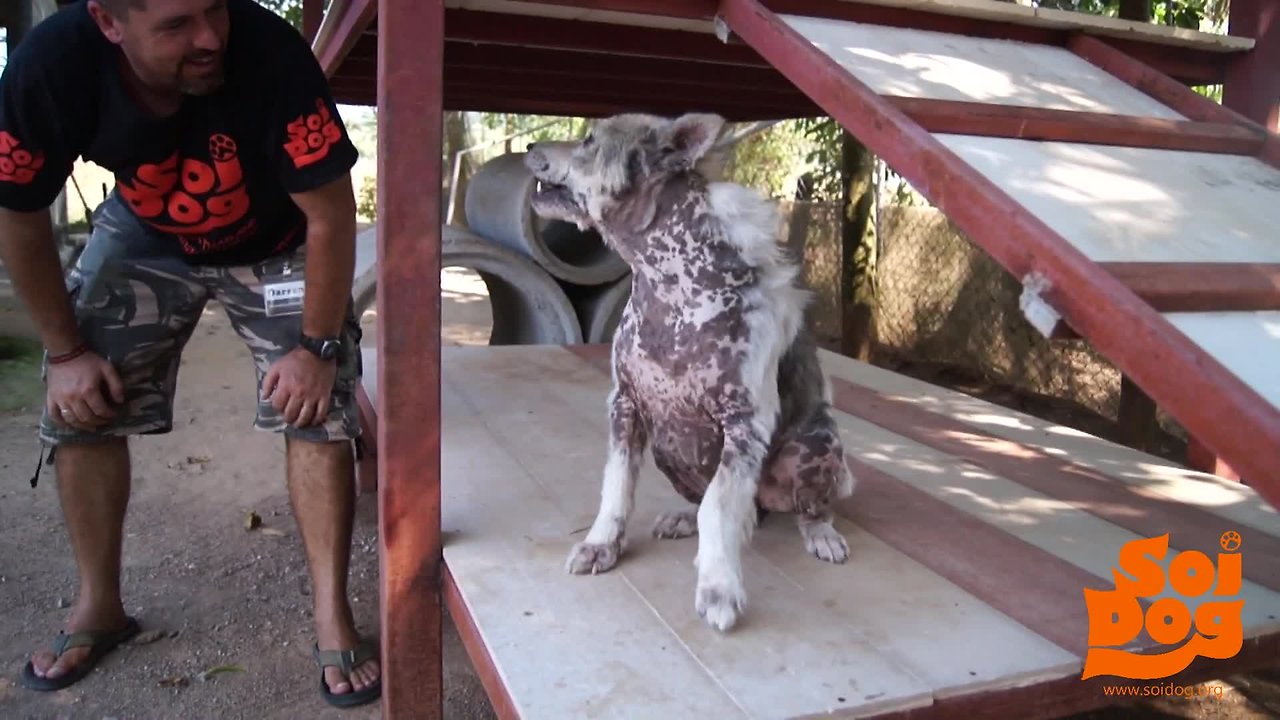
283 98 343 169
116 133 251 237
0 131 45 185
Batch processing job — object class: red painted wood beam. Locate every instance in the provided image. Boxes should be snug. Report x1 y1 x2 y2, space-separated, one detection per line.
718 0 1280 508
1102 262 1280 312
303 0 324 41
443 9 771 66
376 0 444 717
469 0 1232 83
886 96 1267 155
442 67 810 108
1069 33 1280 171
315 0 377 77
442 90 806 120
1223 0 1280 132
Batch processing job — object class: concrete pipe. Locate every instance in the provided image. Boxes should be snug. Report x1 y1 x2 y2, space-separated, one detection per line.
562 273 633 344
351 224 584 346
464 152 629 286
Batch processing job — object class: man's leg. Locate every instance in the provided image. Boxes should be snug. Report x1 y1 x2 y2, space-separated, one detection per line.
27 438 132 681
24 196 207 688
286 435 381 694
214 248 378 700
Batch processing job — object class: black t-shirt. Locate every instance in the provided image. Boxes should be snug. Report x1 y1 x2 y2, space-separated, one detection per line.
0 0 359 265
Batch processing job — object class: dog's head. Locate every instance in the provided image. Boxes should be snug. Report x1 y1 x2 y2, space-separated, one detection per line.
524 112 727 238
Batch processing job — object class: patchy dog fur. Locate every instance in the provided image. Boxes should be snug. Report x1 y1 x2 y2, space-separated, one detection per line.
525 113 856 632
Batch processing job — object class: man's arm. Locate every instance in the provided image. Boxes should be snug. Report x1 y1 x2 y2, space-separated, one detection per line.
0 207 81 354
290 173 357 339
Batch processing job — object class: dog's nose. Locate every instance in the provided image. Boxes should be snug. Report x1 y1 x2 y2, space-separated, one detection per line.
526 143 537 151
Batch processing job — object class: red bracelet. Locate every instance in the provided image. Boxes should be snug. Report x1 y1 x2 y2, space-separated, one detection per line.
48 343 89 365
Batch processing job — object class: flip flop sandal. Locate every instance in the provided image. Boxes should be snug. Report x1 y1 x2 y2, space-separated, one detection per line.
313 640 382 708
19 616 141 692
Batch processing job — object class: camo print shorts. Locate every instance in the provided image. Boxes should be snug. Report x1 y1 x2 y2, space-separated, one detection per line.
38 193 363 447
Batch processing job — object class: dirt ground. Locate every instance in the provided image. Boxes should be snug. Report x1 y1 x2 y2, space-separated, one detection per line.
1 266 1277 720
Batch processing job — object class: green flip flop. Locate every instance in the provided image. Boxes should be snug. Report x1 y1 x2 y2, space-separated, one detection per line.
313 640 382 708
19 616 141 692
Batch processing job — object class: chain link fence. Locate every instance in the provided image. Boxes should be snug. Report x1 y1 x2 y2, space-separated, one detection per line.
781 192 1190 462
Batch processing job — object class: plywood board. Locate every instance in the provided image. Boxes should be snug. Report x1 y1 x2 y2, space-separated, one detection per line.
1164 311 1280 414
937 134 1280 263
782 14 1186 117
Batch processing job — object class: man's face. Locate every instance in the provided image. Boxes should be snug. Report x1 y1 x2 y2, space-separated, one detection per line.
90 0 231 96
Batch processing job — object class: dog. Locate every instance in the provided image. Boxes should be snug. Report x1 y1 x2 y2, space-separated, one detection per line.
524 112 856 632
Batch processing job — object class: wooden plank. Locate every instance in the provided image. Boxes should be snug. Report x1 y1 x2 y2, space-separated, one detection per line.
816 350 1280 540
779 14 1185 118
937 136 1280 264
827 375 1280 595
885 97 1266 155
1222 0 1280 131
1102 262 1280 313
825 408 1280 635
720 0 1280 513
437 378 747 718
1068 33 1260 126
445 346 937 717
375 0 445 716
1163 311 1280 415
561 346 1082 694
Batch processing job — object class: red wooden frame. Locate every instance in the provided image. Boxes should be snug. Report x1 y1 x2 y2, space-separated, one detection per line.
1222 0 1279 131
717 0 1280 507
374 0 445 716
1102 262 1280 313
884 97 1267 154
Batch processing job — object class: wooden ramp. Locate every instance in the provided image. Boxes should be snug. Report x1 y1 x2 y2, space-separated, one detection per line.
716 0 1280 509
362 344 1280 719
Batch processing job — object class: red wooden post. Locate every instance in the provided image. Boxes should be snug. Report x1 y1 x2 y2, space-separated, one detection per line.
1222 0 1279 132
303 0 323 41
376 0 445 717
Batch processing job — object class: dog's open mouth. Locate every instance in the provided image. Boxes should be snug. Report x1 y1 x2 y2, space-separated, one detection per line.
531 179 582 222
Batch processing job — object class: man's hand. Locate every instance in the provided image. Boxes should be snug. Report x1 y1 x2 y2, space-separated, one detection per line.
262 347 337 428
46 351 125 431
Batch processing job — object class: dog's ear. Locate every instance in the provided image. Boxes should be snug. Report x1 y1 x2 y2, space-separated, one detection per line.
660 113 726 173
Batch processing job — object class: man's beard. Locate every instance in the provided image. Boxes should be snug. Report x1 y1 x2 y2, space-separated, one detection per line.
178 53 225 95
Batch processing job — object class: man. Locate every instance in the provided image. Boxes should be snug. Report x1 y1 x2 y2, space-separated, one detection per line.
0 0 380 707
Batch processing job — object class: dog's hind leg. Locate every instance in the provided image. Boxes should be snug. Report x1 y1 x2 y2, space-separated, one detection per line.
566 386 647 575
652 508 697 539
762 408 856 564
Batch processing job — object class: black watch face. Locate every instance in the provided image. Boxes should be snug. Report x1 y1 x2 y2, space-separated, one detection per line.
320 340 339 360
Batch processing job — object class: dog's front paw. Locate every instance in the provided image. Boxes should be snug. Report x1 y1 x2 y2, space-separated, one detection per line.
695 575 746 631
652 510 697 539
800 519 849 564
565 540 621 575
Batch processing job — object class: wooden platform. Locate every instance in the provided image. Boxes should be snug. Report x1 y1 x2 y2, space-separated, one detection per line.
361 343 1280 719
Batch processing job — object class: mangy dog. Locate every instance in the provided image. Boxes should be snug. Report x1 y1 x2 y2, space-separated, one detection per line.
525 112 856 632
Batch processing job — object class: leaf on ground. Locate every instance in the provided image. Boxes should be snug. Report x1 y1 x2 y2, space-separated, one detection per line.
244 511 262 531
260 527 286 537
197 664 245 682
186 455 212 465
158 676 189 688
131 629 167 645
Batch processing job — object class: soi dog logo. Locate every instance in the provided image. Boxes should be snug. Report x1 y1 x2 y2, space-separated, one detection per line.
1082 531 1244 680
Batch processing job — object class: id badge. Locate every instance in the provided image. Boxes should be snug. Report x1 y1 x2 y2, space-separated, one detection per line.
262 265 305 317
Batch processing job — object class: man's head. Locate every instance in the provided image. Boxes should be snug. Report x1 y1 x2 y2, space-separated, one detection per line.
88 0 231 97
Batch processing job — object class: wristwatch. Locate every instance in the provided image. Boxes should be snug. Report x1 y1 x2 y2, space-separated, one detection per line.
299 333 341 361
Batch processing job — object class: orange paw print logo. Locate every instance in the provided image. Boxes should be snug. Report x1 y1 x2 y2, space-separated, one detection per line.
1220 531 1242 552
283 99 343 169
0 131 46 185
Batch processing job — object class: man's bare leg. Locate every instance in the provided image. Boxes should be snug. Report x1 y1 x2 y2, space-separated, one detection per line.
286 435 380 695
28 439 132 679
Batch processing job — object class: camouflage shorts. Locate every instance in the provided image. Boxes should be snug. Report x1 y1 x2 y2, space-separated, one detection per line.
39 194 364 447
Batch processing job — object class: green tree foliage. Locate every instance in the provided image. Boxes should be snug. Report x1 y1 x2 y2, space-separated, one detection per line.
255 0 304 29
